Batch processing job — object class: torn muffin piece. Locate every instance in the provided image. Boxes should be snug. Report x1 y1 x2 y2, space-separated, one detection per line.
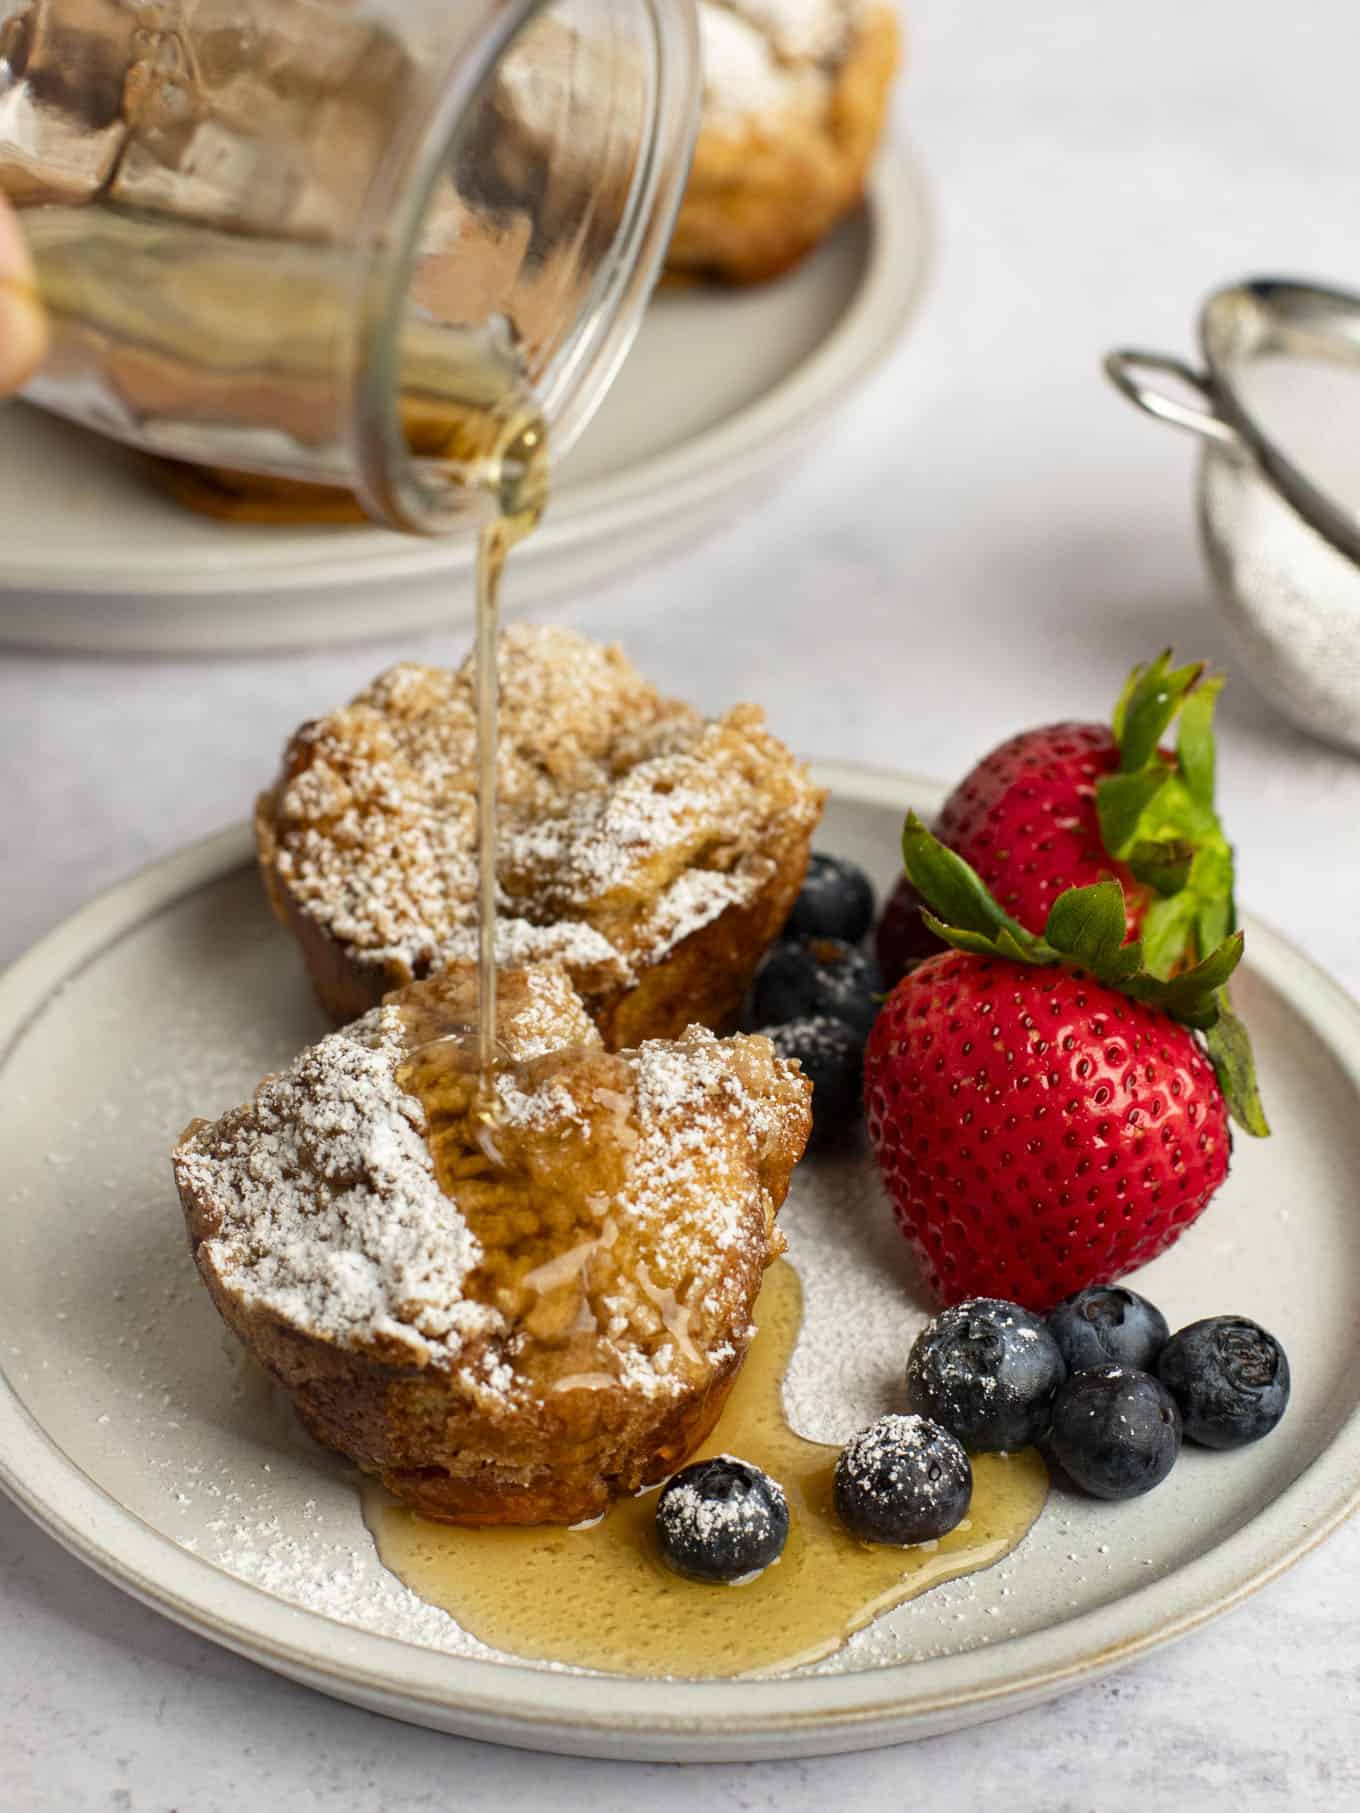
172 963 813 1525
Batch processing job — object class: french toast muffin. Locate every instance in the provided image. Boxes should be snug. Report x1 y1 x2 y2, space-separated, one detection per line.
255 624 824 1045
667 1 902 285
172 964 813 1525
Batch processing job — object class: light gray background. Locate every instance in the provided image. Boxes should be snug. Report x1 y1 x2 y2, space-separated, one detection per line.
3 0 1357 1807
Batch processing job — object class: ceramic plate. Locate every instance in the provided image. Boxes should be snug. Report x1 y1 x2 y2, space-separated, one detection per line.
1 764 1357 1762
0 147 930 655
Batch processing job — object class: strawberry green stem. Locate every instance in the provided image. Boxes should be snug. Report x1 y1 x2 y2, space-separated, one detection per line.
901 813 1268 1137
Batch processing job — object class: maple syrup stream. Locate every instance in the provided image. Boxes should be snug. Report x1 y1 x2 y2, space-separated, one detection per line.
472 406 548 1098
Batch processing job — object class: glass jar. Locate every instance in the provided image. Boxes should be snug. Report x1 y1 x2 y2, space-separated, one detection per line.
0 0 699 533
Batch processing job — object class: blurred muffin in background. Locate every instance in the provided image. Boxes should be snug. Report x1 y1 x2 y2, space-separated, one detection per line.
667 1 903 286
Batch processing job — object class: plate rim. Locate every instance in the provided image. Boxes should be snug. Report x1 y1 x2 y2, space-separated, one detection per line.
2 761 1358 1759
0 144 933 598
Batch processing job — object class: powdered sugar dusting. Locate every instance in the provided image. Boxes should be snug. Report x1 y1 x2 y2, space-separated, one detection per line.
175 1003 493 1366
657 1454 788 1574
212 1493 500 1658
480 1022 810 1399
835 1413 971 1525
729 0 862 59
699 0 868 126
172 964 599 1370
262 626 820 998
648 865 766 951
444 914 624 984
175 965 810 1422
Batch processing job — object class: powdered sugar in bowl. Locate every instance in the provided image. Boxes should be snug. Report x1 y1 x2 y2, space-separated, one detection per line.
1106 278 1360 756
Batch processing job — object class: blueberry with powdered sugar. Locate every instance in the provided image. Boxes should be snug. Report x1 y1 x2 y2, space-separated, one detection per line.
762 1015 863 1143
752 936 883 1041
655 1456 789 1584
834 1414 972 1546
907 1298 1067 1452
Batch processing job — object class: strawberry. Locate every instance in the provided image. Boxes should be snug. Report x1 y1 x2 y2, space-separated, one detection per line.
936 721 1147 941
864 816 1268 1312
867 953 1231 1309
878 653 1238 986
875 875 945 986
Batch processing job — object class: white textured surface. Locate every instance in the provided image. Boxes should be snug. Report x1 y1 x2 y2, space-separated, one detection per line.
3 0 1359 1805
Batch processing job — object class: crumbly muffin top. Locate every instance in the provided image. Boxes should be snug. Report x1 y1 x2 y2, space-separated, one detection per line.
261 623 821 991
174 966 810 1404
698 0 871 127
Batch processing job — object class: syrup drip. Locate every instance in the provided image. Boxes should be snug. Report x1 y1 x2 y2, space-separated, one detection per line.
393 1035 642 1398
471 408 548 1099
363 1261 1049 1678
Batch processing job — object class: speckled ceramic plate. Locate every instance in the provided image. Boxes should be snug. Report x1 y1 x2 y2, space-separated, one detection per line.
0 146 930 655
1 765 1358 1761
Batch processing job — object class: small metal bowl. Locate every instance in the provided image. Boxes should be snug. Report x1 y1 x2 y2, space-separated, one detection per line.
1107 277 1360 755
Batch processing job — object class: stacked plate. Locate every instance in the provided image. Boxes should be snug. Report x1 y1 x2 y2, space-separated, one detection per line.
0 148 931 654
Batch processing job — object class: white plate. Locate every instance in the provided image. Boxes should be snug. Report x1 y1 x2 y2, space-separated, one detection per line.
0 147 930 655
1 764 1357 1762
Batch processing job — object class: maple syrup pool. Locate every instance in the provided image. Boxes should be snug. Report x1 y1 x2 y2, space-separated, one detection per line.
363 1261 1049 1677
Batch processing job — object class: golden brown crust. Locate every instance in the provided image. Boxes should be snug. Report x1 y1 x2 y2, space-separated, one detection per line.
254 628 824 1045
668 5 902 286
255 778 814 1040
173 965 812 1525
192 1270 748 1524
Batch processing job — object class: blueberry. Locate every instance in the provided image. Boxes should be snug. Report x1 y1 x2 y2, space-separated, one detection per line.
907 1297 1067 1451
1048 1287 1170 1375
786 852 876 944
752 937 883 1041
764 1016 863 1143
875 875 946 987
1048 1365 1182 1500
1158 1316 1291 1450
834 1414 972 1546
655 1455 789 1583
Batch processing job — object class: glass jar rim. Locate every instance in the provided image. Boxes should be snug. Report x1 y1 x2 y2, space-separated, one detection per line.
350 0 700 537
